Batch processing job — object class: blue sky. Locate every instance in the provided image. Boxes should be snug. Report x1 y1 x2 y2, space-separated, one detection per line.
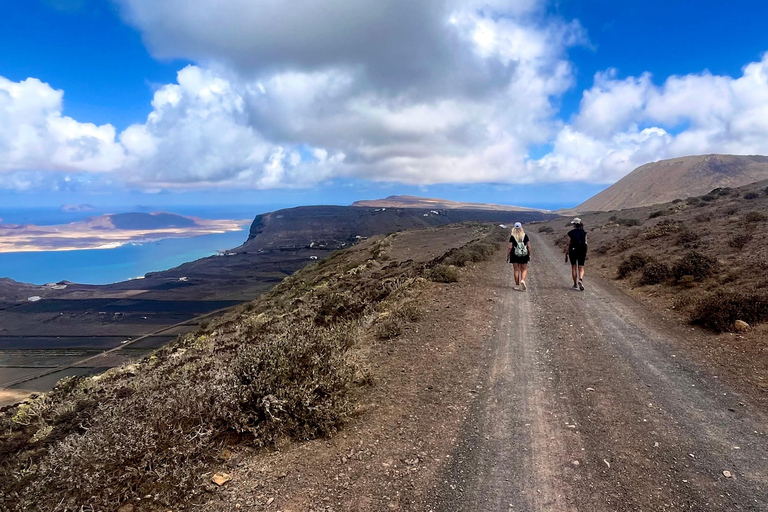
2 0 768 210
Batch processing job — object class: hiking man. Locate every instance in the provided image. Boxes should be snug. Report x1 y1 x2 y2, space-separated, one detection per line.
507 222 531 291
565 218 587 291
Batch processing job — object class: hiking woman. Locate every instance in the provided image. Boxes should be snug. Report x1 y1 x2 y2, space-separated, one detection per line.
507 222 531 291
565 218 587 291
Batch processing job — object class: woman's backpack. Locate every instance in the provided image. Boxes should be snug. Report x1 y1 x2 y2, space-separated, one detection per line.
513 237 528 257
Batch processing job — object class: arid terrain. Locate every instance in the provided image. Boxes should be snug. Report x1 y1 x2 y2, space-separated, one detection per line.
576 154 768 211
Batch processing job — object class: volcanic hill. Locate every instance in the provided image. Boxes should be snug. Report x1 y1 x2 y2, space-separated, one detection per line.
576 154 768 212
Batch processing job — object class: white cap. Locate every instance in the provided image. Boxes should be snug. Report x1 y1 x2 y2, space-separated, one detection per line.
514 222 522 228
571 217 582 224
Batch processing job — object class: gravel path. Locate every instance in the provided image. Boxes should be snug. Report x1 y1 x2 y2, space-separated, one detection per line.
434 233 768 511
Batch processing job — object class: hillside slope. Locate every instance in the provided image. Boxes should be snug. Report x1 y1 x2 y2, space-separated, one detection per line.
244 204 556 251
577 154 768 211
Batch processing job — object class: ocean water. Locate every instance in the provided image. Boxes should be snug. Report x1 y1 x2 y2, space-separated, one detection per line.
0 205 286 285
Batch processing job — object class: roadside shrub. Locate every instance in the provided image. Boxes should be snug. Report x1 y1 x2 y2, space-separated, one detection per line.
672 198 683 204
672 251 719 283
745 211 768 223
649 210 665 219
645 219 680 239
729 232 753 250
374 301 423 339
744 191 760 200
426 264 459 283
315 291 365 325
614 238 633 253
679 275 697 288
694 213 712 223
764 185 768 196
639 262 671 285
720 205 739 216
676 228 700 247
443 238 499 267
617 253 653 279
691 291 768 332
718 188 733 197
538 225 554 233
686 197 702 206
701 194 717 202
616 217 641 227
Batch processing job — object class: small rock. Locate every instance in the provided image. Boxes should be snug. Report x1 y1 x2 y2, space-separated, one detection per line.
218 448 233 461
266 497 275 505
723 470 733 478
572 460 580 466
734 320 750 332
211 473 232 486
585 387 595 392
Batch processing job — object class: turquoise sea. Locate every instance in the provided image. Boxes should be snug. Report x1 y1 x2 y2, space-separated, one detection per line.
0 205 287 285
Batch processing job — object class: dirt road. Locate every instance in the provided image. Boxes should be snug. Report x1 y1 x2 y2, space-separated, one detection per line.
434 233 768 511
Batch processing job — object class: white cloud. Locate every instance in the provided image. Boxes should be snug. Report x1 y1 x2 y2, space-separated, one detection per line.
533 53 768 183
0 77 124 175
6 0 768 191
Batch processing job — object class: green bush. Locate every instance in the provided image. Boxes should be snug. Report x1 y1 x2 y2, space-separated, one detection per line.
691 291 768 332
672 251 719 283
617 253 653 279
639 262 672 285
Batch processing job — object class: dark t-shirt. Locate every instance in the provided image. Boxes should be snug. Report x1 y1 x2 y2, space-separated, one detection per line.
509 234 530 246
567 228 587 253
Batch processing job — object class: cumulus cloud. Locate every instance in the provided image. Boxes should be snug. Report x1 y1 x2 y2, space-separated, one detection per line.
0 77 124 175
5 0 768 191
533 53 768 183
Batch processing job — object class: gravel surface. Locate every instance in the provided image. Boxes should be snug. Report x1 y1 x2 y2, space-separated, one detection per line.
433 232 768 511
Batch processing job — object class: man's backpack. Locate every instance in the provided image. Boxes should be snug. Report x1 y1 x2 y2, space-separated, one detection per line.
513 237 528 257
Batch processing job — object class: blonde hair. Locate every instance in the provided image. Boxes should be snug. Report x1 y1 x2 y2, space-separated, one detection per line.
511 226 525 242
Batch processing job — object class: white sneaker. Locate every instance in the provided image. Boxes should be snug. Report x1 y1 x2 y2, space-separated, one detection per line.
521 281 527 291
513 285 519 291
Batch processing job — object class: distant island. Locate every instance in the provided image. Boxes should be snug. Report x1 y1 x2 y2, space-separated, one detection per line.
0 212 249 253
60 203 97 213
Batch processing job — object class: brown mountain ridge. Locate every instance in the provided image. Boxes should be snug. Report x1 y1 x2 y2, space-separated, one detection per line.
577 154 768 212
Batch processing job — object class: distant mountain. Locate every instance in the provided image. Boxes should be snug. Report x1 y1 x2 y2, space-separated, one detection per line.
577 154 768 212
107 212 197 230
245 203 557 251
352 195 541 212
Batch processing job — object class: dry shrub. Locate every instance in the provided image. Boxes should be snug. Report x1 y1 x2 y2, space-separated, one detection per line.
672 251 719 283
745 211 768 223
639 262 671 285
694 213 712 223
315 291 365 325
649 210 665 219
701 194 717 202
616 217 641 227
538 225 554 233
720 205 739 216
691 291 768 332
744 191 760 200
374 301 423 340
645 219 680 239
426 264 459 283
442 237 500 267
614 238 633 253
729 233 753 250
617 253 653 279
676 228 700 247
686 197 702 206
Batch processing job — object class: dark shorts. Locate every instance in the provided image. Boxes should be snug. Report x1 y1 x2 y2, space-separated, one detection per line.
509 255 530 265
570 249 586 266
